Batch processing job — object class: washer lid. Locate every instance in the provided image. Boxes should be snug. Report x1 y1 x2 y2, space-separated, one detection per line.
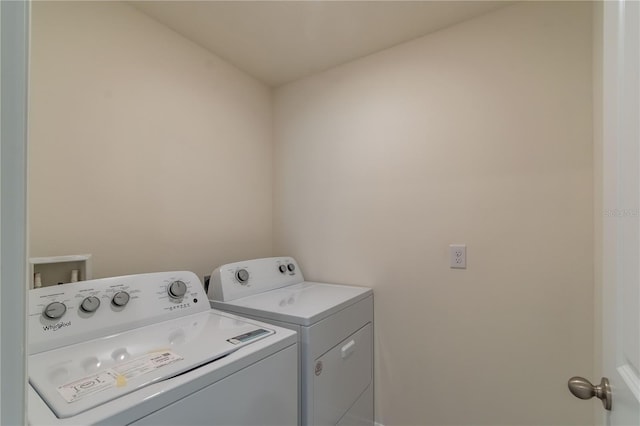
28 310 275 419
210 282 372 326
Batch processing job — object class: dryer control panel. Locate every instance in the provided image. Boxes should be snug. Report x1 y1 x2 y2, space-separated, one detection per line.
28 271 209 354
208 257 304 302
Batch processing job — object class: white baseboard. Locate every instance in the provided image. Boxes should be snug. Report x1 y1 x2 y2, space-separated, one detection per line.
374 422 385 426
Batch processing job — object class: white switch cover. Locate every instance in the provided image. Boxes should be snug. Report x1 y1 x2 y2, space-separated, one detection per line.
449 244 466 269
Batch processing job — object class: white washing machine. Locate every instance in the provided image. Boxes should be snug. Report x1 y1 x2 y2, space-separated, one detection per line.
28 271 298 425
207 257 374 426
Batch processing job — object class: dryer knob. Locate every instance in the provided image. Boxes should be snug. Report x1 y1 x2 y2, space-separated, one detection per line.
168 280 187 299
287 263 296 272
43 301 67 320
112 291 130 307
80 296 101 313
278 265 287 274
236 269 249 284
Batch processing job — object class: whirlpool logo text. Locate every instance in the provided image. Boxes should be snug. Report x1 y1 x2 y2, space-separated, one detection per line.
42 321 71 332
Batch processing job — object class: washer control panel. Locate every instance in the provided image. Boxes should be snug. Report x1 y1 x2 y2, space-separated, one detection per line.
28 271 209 355
208 257 304 302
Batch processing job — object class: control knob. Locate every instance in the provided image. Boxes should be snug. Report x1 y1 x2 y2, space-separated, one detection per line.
287 263 296 272
43 301 67 320
112 291 130 307
168 280 187 299
80 296 101 313
278 265 287 274
236 268 249 284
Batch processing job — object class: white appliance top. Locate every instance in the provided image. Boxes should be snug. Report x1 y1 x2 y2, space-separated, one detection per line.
208 257 372 326
28 271 283 420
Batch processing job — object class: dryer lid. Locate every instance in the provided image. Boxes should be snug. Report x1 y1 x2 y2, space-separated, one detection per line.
210 282 372 326
28 310 274 419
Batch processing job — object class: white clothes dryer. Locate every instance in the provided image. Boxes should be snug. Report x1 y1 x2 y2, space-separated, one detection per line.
28 271 298 425
207 257 374 426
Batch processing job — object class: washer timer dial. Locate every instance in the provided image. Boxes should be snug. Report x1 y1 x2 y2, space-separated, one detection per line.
168 280 187 299
112 291 130 307
43 301 67 320
80 296 101 313
235 269 249 284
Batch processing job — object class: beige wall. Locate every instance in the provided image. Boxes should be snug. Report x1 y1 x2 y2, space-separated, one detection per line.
30 1 595 425
29 1 273 280
274 2 593 425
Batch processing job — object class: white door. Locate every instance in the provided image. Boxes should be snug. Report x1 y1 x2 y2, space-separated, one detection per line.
599 0 640 425
0 1 29 425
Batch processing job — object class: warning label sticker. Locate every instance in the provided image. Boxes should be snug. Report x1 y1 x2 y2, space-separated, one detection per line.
57 350 183 403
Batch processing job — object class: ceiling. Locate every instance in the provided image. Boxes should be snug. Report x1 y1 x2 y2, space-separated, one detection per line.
131 1 512 87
